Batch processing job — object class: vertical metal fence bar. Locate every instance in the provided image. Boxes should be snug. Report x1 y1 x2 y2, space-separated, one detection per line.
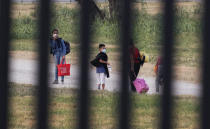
201 0 210 129
37 0 51 128
0 0 11 129
119 0 131 129
161 0 174 129
78 1 90 129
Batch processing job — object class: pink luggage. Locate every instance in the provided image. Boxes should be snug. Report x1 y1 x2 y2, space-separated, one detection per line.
133 78 149 93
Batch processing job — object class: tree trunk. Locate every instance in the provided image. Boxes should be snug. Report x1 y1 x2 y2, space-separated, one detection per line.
108 0 121 18
76 0 105 21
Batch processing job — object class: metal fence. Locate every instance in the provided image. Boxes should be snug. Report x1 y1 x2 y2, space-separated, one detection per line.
0 0 210 129
12 0 108 3
11 0 202 3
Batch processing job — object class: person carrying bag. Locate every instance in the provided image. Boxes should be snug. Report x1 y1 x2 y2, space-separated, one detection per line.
49 29 67 84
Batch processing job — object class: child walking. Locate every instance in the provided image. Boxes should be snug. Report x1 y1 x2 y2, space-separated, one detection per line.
91 44 110 90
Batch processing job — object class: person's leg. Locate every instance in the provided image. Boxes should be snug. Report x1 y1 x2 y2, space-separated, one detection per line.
129 72 136 92
130 82 136 92
96 73 101 90
134 63 141 77
157 65 164 92
60 56 65 82
155 76 160 92
101 73 105 90
53 55 59 84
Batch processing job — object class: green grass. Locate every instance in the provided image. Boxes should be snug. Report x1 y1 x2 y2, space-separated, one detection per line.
10 4 202 44
8 83 199 129
10 39 80 53
10 40 37 51
10 4 203 66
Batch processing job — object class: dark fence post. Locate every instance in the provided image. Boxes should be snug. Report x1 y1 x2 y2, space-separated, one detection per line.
201 0 210 129
119 0 131 129
0 0 10 129
78 1 90 129
0 0 11 128
161 0 174 129
37 0 51 129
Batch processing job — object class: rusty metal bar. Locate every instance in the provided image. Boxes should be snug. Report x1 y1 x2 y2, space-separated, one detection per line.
0 0 11 128
37 0 51 128
78 1 91 129
161 0 174 129
119 0 131 129
201 0 210 129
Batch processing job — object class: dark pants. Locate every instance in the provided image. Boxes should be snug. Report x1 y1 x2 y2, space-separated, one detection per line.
155 65 164 92
130 63 141 92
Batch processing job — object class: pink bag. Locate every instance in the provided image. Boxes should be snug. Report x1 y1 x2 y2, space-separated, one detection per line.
133 78 149 94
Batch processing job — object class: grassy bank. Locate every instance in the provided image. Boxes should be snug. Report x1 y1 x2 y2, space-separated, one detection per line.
10 3 202 65
8 83 199 129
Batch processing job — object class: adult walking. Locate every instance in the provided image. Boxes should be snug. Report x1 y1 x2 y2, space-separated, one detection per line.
129 39 145 92
50 29 66 84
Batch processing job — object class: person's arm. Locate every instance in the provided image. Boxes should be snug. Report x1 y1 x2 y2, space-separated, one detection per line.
140 55 145 65
61 39 66 57
50 39 55 47
50 40 55 54
99 59 110 65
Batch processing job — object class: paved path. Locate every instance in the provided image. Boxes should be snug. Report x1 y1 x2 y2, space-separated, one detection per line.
9 58 201 97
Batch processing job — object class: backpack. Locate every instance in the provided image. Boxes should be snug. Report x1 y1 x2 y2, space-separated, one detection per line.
50 38 70 55
90 58 100 67
64 41 70 55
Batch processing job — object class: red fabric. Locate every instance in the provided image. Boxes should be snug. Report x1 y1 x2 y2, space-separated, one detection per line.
57 59 71 76
155 56 162 73
130 47 140 63
157 56 162 66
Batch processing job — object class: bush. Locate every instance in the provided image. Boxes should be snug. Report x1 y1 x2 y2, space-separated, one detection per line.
11 17 37 39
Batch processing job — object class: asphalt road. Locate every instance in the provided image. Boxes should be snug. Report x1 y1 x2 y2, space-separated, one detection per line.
9 58 201 96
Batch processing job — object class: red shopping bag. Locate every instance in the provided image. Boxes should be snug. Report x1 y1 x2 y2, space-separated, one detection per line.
57 58 71 76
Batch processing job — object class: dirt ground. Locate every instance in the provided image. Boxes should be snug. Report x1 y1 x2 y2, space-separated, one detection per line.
140 62 201 84
9 50 201 84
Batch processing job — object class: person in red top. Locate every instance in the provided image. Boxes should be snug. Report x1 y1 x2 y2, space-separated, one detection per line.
129 39 145 92
154 56 164 92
